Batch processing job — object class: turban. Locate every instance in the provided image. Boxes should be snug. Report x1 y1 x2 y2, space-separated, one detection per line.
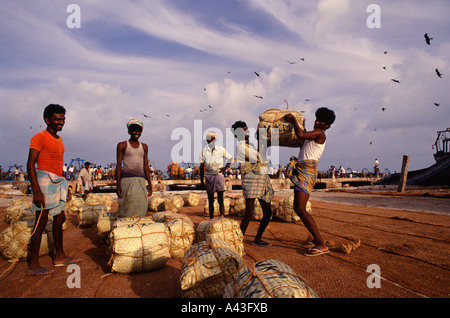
127 118 144 129
206 132 218 141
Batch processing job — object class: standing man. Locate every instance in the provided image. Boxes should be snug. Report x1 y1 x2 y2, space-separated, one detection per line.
79 162 93 200
200 132 232 219
231 121 274 246
27 104 81 276
285 107 336 256
116 119 153 218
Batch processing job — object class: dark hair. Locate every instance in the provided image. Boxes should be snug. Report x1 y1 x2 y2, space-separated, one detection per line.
315 107 336 126
84 162 90 167
43 104 66 120
231 121 247 138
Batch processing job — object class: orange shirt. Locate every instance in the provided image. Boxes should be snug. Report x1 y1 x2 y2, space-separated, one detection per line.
30 130 65 177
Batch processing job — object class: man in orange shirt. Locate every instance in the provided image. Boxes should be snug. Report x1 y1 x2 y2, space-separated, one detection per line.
27 104 81 276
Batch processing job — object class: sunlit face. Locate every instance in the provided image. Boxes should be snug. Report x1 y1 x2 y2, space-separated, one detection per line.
45 112 66 132
128 124 143 140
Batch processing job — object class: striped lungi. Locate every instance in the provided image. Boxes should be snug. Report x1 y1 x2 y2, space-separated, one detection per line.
31 169 68 216
241 171 274 203
288 160 318 195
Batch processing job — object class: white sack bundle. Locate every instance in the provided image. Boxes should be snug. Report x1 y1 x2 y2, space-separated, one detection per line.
277 196 311 223
78 205 106 227
85 193 113 210
65 197 85 214
202 198 231 217
107 220 171 274
224 259 319 298
0 219 54 260
257 108 305 148
180 239 247 298
152 211 195 259
164 195 184 213
97 211 119 240
233 197 276 220
4 198 34 223
148 195 166 212
181 192 200 206
196 218 244 256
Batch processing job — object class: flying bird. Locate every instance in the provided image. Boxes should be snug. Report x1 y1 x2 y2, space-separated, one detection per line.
434 103 440 107
424 33 433 45
436 69 443 78
253 95 263 99
142 113 151 118
300 58 306 61
286 60 297 65
381 107 387 112
382 66 387 70
254 72 260 77
384 51 388 55
391 79 400 83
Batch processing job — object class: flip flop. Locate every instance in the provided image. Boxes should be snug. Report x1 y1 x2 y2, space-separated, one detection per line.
252 241 272 247
53 256 82 267
27 267 54 276
305 247 329 257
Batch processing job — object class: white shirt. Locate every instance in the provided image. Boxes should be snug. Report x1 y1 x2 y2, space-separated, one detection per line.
200 143 232 175
298 140 326 161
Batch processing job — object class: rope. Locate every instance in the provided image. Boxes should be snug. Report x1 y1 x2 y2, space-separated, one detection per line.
0 203 44 280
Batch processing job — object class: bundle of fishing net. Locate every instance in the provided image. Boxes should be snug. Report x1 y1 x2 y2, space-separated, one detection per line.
223 259 319 298
152 211 196 259
4 198 34 223
148 195 166 212
163 195 184 213
78 205 106 227
233 197 277 220
196 218 244 256
202 197 231 217
277 196 312 223
257 108 305 148
85 193 114 210
181 192 200 206
64 197 84 214
97 211 119 240
107 219 171 274
0 219 54 260
180 239 247 298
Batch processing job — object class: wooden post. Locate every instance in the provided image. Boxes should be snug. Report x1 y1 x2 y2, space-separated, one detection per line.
397 155 410 192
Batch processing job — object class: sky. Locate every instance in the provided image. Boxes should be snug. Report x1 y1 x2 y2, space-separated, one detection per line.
0 0 449 176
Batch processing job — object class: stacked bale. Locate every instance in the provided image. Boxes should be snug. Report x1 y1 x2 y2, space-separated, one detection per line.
107 218 171 274
223 259 319 298
257 108 305 148
180 239 247 298
202 198 231 217
277 196 312 223
152 211 195 259
196 218 244 256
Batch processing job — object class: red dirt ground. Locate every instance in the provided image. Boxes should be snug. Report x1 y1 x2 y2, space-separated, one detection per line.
0 191 449 299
